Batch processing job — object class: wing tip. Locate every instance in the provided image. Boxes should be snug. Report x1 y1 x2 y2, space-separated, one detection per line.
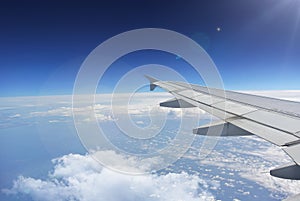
144 75 159 91
144 75 159 83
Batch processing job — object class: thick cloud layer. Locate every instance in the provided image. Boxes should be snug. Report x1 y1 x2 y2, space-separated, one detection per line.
3 152 214 201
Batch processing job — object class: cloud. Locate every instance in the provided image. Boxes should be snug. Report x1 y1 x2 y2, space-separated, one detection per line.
240 90 300 102
3 152 214 201
9 114 21 118
2 91 300 200
30 104 114 123
4 90 299 126
135 120 144 125
27 93 210 124
195 136 300 197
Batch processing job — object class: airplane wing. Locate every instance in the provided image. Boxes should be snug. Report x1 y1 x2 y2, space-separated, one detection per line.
145 75 300 180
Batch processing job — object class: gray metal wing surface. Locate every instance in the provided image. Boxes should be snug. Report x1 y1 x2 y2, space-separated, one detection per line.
146 76 300 180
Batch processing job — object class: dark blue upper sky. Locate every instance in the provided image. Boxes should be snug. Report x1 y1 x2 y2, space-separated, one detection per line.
1 0 300 96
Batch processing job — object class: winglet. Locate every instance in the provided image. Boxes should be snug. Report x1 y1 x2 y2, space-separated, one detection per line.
144 75 159 91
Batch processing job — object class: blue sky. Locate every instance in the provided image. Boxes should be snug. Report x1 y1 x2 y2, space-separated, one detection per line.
0 0 300 97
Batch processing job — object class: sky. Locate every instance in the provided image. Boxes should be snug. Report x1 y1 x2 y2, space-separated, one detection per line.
2 1 300 200
0 0 300 96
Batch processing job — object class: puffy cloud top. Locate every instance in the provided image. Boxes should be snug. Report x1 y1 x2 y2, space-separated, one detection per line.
3 152 214 201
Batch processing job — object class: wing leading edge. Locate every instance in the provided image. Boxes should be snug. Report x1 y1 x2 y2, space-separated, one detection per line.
145 75 300 180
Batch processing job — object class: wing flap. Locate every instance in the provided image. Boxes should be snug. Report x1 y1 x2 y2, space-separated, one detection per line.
172 94 236 120
193 94 224 105
229 118 299 146
283 144 300 165
243 110 300 135
213 101 258 116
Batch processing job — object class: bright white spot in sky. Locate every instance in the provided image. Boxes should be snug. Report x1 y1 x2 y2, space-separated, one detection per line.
216 27 221 32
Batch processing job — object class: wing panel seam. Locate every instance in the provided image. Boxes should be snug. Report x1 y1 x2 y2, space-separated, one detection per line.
168 81 300 119
174 91 300 140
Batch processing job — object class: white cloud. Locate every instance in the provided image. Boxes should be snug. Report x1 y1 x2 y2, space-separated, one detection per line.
195 136 300 197
9 114 21 118
31 106 72 117
2 91 300 200
49 120 60 123
240 90 300 102
3 152 215 201
27 93 211 125
30 104 114 122
135 120 144 125
7 90 299 125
